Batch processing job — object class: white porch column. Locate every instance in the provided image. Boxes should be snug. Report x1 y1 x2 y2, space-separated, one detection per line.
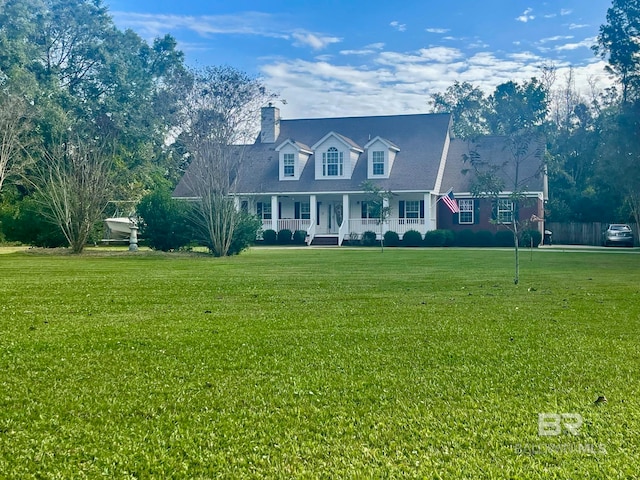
233 196 240 210
342 194 350 229
310 195 317 226
271 195 278 232
423 193 432 234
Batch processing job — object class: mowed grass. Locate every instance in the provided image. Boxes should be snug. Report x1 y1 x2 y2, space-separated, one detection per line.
0 247 639 478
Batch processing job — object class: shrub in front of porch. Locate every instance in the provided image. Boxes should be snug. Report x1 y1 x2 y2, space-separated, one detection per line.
361 231 377 246
277 229 292 244
423 229 454 247
494 230 515 247
519 229 542 247
293 230 307 245
262 229 277 245
455 229 476 247
475 230 495 247
384 230 400 247
402 229 422 247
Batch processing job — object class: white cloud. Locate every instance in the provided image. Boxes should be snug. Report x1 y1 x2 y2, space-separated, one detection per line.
569 23 590 30
340 43 385 56
426 28 450 34
468 40 490 49
390 21 407 32
560 9 573 15
111 11 341 52
292 31 341 50
516 8 535 23
539 35 574 44
259 41 614 120
111 11 289 39
340 49 375 56
555 37 597 51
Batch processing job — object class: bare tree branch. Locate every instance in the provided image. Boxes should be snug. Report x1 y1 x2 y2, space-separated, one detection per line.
30 136 114 253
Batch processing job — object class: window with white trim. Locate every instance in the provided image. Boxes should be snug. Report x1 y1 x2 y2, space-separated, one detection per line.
283 153 295 177
361 201 380 219
322 147 343 176
458 199 474 224
257 202 272 220
498 199 513 223
405 200 420 219
372 151 384 175
300 202 310 220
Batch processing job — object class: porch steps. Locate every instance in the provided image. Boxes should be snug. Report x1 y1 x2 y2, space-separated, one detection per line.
311 236 339 246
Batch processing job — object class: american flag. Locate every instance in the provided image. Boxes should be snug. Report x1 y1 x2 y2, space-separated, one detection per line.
442 190 459 213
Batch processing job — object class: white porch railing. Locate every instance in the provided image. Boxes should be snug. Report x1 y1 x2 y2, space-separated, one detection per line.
260 217 427 241
277 219 311 232
387 218 425 235
347 218 426 238
261 219 311 232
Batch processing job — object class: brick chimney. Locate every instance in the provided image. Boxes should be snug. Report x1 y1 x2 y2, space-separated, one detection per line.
260 103 280 143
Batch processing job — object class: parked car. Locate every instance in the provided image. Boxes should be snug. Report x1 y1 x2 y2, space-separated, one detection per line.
603 224 635 247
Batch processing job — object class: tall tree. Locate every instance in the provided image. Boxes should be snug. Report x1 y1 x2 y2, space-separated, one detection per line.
595 102 640 234
0 91 36 193
594 0 640 103
430 81 489 138
0 0 187 190
176 66 275 256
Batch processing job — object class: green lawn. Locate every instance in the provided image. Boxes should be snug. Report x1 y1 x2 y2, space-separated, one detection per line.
1 247 639 478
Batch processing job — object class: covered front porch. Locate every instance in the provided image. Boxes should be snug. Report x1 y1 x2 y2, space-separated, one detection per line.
244 192 438 245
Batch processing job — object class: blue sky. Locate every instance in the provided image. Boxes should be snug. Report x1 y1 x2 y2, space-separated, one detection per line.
105 0 614 119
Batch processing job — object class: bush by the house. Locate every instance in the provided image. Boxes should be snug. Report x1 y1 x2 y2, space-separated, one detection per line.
455 229 476 247
383 230 400 246
475 230 494 247
0 194 68 247
137 188 193 251
424 229 453 247
227 213 262 255
494 230 515 247
361 230 377 246
519 229 542 247
277 228 292 245
262 229 277 245
402 229 423 247
293 230 307 245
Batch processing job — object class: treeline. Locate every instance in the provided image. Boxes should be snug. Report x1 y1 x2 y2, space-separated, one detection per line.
430 0 640 227
0 0 273 253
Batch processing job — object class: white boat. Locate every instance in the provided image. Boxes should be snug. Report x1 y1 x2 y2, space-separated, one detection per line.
104 217 135 239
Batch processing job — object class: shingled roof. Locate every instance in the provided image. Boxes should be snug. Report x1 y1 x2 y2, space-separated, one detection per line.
173 111 546 199
174 112 453 197
442 136 546 194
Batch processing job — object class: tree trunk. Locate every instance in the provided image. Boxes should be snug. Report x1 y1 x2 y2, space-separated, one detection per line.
513 222 519 285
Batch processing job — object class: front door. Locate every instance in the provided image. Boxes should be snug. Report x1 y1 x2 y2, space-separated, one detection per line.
316 200 339 234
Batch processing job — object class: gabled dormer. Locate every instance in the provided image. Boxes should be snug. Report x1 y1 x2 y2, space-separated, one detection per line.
275 139 313 181
364 136 400 179
311 132 363 180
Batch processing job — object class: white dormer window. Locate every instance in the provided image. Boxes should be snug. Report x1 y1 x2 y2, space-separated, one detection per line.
312 132 361 180
323 147 343 176
364 136 399 179
283 153 295 177
372 151 385 175
276 139 312 181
